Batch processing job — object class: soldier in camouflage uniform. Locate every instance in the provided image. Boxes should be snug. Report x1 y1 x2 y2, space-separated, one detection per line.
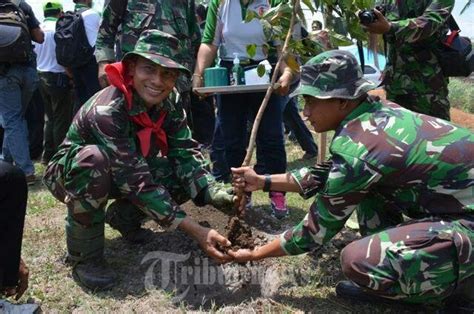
44 30 235 291
364 0 454 121
94 0 200 129
229 50 474 310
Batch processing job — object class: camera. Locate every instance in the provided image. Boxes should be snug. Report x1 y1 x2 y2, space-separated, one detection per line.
358 5 386 25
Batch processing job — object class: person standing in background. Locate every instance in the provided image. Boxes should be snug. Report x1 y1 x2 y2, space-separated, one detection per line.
0 0 44 184
34 0 73 165
364 0 454 120
70 0 101 112
193 0 295 219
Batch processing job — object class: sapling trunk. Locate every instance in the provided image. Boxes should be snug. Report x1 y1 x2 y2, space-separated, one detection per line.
236 0 298 213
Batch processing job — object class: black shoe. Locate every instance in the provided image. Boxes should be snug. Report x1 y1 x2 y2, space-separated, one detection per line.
443 276 474 313
122 227 154 244
73 258 117 291
302 152 317 160
444 298 474 313
105 200 151 244
335 281 426 310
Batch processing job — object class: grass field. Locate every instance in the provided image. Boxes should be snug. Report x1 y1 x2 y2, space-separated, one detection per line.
449 78 474 114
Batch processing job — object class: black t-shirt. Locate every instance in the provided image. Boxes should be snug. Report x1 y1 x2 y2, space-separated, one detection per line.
18 0 40 30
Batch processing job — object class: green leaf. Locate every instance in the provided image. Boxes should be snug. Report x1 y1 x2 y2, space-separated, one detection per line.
246 44 257 59
244 10 257 23
301 0 315 13
257 64 266 77
328 32 354 46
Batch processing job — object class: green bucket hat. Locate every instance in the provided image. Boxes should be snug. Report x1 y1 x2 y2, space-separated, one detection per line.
290 50 376 100
123 30 190 76
43 0 63 12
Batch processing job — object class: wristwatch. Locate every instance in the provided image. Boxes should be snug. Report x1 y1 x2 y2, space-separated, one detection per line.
263 174 272 192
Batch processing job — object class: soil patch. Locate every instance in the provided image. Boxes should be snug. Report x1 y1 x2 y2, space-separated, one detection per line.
225 216 255 250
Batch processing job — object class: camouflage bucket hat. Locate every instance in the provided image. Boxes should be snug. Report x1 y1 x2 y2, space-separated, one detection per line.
290 50 376 100
123 29 190 76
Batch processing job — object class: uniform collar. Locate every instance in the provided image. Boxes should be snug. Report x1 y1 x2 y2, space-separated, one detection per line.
339 96 379 127
43 17 58 22
74 3 90 11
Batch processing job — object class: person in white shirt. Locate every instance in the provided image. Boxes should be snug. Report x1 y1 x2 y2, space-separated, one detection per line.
70 0 101 112
34 0 73 164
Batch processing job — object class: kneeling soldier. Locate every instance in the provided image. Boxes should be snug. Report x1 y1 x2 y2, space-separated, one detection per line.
44 30 235 290
230 50 474 311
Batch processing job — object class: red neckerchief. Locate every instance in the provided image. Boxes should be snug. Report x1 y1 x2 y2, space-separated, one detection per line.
105 62 168 157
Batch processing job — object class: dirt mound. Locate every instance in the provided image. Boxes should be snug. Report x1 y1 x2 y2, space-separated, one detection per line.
225 216 255 250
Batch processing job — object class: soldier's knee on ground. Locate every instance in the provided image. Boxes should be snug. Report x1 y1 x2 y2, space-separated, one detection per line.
340 238 372 288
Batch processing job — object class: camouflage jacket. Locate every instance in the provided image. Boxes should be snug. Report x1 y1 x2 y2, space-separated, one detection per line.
282 97 474 255
95 0 200 90
50 87 214 230
380 0 454 97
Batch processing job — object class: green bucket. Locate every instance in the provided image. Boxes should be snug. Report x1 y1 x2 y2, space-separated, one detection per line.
204 66 228 87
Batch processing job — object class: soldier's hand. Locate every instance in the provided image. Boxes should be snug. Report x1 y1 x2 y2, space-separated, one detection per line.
205 183 236 211
231 167 262 192
362 9 391 34
227 248 255 263
198 227 233 264
98 61 111 88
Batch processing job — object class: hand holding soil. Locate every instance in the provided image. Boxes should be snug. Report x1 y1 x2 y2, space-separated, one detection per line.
227 248 255 263
198 227 233 264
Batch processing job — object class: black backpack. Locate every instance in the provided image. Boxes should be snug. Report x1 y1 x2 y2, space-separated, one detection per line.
435 16 474 77
54 9 94 68
0 0 32 63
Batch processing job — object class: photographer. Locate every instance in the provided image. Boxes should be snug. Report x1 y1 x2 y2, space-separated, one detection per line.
362 0 454 121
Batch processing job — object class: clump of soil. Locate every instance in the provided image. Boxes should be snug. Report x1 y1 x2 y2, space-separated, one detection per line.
225 216 256 250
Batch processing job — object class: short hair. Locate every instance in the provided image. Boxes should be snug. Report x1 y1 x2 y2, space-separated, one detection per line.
196 4 207 21
44 8 60 17
312 20 323 30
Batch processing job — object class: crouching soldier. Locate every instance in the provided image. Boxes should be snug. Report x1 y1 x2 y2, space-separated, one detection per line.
44 30 235 290
230 50 474 311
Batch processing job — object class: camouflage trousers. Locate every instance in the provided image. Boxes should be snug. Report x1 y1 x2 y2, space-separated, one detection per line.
341 216 474 306
44 144 190 261
386 91 451 121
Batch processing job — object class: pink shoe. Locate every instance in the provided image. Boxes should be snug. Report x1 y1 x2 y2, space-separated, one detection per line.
270 191 288 219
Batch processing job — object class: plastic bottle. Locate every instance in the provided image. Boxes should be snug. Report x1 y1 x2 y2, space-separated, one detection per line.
232 53 245 86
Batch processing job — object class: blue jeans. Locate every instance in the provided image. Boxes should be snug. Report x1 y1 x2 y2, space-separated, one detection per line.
219 92 287 175
283 97 318 154
0 64 37 175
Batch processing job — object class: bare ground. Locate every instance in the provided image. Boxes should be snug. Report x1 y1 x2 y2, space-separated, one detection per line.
21 187 418 313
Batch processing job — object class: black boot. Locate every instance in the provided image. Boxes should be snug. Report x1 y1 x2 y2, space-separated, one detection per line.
335 281 426 310
120 228 154 244
444 276 474 313
73 258 118 291
105 199 152 244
